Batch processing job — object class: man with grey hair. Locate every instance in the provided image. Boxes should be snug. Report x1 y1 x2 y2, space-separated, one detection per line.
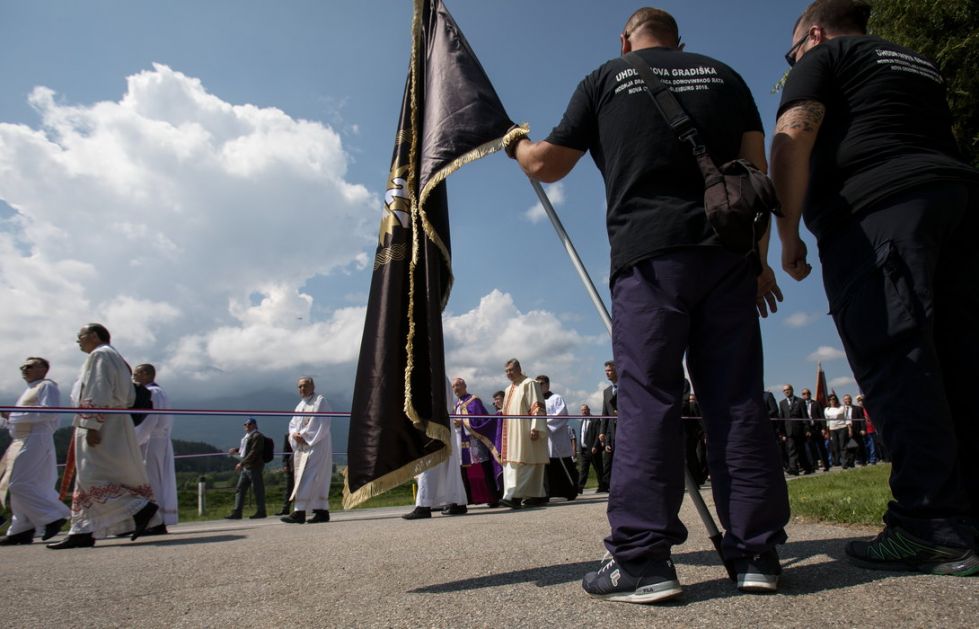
48 324 160 549
498 359 547 509
281 377 333 524
0 357 70 545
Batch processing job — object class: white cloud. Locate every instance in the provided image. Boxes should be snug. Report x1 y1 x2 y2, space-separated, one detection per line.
829 376 855 389
783 311 821 328
807 346 846 362
523 182 565 223
443 289 604 404
0 64 377 396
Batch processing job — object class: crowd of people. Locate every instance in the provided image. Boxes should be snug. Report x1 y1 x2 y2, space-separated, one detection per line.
0 322 338 546
763 386 888 477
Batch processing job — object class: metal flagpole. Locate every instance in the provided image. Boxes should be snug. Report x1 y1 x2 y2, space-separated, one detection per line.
529 178 736 580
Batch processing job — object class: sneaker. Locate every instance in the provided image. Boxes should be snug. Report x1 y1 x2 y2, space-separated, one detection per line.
581 557 682 604
732 549 782 593
845 526 979 576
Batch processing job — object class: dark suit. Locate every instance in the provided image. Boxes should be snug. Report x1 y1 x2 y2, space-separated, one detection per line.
779 397 812 474
577 416 607 492
803 399 829 471
843 404 867 465
600 383 618 487
279 434 294 514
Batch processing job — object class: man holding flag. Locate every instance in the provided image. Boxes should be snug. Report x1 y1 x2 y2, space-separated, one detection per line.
507 7 788 603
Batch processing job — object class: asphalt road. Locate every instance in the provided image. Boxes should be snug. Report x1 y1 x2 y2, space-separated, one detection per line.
4 489 976 628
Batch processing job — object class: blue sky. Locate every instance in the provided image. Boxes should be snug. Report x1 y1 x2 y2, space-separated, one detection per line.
0 1 855 444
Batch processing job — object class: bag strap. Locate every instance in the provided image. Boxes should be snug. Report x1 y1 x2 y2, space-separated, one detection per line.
622 51 704 153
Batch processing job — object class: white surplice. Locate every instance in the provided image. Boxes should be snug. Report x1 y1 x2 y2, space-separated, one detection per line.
70 344 159 537
0 379 70 537
544 392 573 459
288 394 334 511
133 383 178 525
414 381 466 509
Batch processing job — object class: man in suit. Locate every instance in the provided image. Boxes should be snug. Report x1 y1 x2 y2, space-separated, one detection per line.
577 404 607 493
779 385 812 475
600 360 618 489
841 394 866 466
801 388 829 471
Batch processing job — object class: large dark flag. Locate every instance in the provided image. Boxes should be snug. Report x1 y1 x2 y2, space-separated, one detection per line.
342 0 527 509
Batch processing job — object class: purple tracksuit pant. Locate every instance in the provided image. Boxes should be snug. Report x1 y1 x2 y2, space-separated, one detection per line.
605 247 789 574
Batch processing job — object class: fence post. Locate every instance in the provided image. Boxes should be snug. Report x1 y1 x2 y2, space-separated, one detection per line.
198 475 206 516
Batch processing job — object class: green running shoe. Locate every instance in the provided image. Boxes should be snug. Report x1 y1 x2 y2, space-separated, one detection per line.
845 526 979 576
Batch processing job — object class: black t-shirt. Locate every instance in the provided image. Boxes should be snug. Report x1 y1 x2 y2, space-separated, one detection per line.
778 35 978 236
546 47 762 279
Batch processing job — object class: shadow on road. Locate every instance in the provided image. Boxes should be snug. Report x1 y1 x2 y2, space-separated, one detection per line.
410 561 597 593
412 535 914 597
133 534 248 547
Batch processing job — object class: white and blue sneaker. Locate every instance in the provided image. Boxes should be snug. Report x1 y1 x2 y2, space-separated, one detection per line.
581 556 683 604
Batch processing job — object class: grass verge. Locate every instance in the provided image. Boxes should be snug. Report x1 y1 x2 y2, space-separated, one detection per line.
787 463 891 527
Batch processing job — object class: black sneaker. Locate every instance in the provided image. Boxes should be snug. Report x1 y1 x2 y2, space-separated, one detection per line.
845 526 979 576
732 549 782 593
581 557 682 604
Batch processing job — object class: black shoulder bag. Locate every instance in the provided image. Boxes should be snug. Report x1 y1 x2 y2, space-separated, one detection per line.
623 52 780 260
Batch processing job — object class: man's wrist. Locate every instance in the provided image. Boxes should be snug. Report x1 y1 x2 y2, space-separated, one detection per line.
504 135 528 160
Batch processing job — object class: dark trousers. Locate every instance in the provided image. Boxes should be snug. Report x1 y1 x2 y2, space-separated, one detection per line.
605 249 789 572
783 431 812 474
577 447 606 490
281 467 295 512
805 429 830 470
601 448 614 488
546 457 579 500
829 428 852 468
233 467 266 515
818 182 978 547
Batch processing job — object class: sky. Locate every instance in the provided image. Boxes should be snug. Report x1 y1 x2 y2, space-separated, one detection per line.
0 0 857 447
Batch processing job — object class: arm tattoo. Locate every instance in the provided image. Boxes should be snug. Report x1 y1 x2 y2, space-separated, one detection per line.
775 101 826 135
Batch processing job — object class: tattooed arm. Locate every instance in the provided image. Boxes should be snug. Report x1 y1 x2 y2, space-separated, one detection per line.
770 100 825 281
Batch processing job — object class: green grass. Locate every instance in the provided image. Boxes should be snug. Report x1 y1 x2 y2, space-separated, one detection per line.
176 463 606 522
787 463 892 526
177 476 421 521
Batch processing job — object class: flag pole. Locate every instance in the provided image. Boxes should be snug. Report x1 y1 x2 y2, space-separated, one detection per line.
528 177 735 581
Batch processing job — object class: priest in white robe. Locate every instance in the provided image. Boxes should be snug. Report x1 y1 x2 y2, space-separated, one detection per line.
536 375 579 502
281 377 333 524
402 378 467 519
0 357 70 545
500 359 548 508
47 324 160 549
133 364 178 533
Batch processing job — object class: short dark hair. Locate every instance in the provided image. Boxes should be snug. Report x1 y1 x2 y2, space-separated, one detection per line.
135 363 156 379
505 358 521 371
83 323 111 344
623 7 680 46
25 356 50 372
535 374 550 384
604 360 615 368
796 0 871 35
493 390 505 399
